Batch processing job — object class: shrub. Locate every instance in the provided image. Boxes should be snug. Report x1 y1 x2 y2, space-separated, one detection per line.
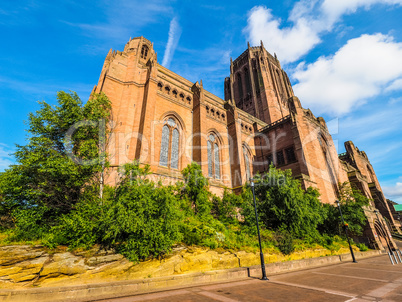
357 243 369 251
46 162 183 262
212 190 242 225
45 198 102 249
181 162 212 219
275 231 295 255
101 163 182 262
12 206 54 241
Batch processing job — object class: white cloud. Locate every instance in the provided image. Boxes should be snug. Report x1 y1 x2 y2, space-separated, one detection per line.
321 0 402 23
383 182 402 202
0 143 14 172
162 17 182 69
292 34 402 115
385 78 402 92
244 6 321 64
244 1 402 63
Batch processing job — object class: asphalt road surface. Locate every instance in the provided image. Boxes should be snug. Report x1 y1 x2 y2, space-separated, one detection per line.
96 254 402 302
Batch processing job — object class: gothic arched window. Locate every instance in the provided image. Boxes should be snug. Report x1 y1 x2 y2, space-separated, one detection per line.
236 73 243 99
252 60 260 92
141 45 149 59
244 68 252 95
159 117 180 169
243 145 251 180
276 69 283 94
207 133 220 179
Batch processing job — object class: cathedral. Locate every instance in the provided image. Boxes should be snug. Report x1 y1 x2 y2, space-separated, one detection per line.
93 36 399 251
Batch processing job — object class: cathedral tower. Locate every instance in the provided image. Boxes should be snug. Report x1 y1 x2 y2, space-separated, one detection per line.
224 41 294 124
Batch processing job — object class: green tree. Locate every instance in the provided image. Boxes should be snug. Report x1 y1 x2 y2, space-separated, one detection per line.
0 91 111 237
241 166 325 238
319 182 369 236
212 189 242 225
181 162 212 219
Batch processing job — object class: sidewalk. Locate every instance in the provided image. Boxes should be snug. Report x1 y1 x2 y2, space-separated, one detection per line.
98 255 402 302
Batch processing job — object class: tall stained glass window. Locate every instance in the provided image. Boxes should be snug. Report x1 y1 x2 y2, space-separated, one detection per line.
207 140 213 177
171 128 179 169
214 143 220 179
237 73 243 99
243 146 250 180
159 117 180 169
159 125 170 167
207 133 220 179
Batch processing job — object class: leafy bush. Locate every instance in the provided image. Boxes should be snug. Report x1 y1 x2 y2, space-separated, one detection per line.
275 231 295 255
12 206 54 241
104 169 182 262
45 163 182 262
181 162 211 219
212 190 242 225
45 197 102 249
357 243 369 251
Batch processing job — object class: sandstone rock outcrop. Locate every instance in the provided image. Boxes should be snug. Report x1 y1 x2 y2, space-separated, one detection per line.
0 244 353 289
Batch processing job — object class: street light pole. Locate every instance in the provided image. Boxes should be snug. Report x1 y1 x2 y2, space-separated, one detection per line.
335 200 357 263
250 178 268 281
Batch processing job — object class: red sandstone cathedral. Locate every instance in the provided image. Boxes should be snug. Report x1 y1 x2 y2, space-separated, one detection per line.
92 36 399 250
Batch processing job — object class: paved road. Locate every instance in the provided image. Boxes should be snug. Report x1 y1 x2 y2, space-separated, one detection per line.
97 255 402 302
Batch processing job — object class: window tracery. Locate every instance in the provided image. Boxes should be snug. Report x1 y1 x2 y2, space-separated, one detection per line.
243 145 251 180
141 45 149 59
207 133 220 179
159 117 180 169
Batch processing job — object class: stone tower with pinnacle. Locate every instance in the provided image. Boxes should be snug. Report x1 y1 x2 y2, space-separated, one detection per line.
224 41 294 124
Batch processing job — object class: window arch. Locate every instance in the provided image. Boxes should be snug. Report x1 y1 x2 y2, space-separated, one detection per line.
207 133 220 179
141 45 149 59
159 117 180 169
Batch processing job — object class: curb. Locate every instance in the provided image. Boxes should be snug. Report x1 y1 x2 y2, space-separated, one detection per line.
0 250 383 302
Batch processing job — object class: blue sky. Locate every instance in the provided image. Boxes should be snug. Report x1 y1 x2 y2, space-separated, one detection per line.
1 0 402 202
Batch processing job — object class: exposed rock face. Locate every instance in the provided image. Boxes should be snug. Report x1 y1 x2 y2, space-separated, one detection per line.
0 245 352 289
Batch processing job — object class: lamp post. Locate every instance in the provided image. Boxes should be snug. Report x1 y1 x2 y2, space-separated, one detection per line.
250 178 268 280
374 210 397 264
335 200 357 263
